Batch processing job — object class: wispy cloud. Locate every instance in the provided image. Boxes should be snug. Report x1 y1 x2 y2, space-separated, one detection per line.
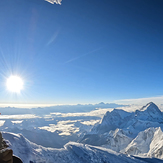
46 29 60 46
114 95 163 105
65 47 103 64
0 114 39 119
45 0 62 5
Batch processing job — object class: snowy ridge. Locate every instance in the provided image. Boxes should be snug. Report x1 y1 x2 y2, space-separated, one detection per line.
80 102 163 160
83 102 163 136
92 102 163 135
2 131 160 163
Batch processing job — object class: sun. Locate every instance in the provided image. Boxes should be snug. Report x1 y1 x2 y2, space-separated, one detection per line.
6 76 24 93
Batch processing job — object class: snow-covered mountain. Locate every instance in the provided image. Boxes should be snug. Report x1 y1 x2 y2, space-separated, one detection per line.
80 102 163 160
2 132 162 163
1 102 163 162
124 127 163 159
90 102 163 135
90 109 132 134
124 127 157 155
135 102 163 123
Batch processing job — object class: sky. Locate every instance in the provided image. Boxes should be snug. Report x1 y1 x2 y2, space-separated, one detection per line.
0 0 163 106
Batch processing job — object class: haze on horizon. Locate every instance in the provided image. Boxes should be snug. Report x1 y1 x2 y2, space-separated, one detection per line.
0 0 163 106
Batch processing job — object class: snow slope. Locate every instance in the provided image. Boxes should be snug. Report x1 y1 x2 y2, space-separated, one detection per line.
148 127 163 159
102 128 132 152
2 132 160 163
124 127 157 155
124 127 163 159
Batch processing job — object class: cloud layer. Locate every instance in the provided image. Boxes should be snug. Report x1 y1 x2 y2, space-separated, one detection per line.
45 0 62 5
115 96 163 105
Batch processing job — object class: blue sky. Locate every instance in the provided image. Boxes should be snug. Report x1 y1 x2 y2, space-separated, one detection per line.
0 0 163 105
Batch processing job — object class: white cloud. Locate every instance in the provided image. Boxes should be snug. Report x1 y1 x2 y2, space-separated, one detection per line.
116 105 142 112
0 114 39 119
45 0 62 5
39 120 80 135
80 120 100 126
50 108 113 118
40 109 112 135
114 96 163 106
11 120 23 124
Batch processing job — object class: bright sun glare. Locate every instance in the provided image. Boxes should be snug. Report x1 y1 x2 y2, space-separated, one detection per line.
6 76 24 93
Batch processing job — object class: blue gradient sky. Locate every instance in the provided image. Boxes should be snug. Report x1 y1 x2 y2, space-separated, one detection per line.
0 0 163 105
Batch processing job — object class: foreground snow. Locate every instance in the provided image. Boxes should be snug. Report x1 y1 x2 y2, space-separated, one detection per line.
3 132 162 163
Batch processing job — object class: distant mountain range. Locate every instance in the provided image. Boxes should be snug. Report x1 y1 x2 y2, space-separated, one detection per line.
0 102 126 115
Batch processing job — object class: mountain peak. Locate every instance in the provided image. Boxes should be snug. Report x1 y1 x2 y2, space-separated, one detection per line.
147 102 157 106
136 102 163 123
140 102 160 112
